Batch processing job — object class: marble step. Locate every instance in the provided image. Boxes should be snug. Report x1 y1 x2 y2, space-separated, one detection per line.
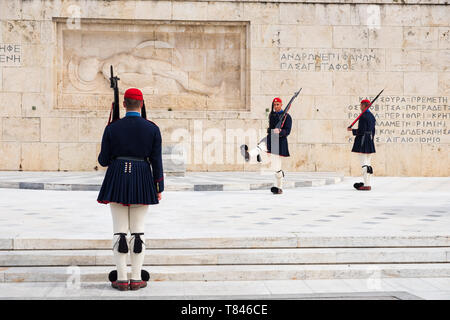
2 263 450 283
2 235 450 250
0 247 449 267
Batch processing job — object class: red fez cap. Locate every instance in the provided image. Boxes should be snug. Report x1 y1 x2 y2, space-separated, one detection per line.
124 88 143 101
361 99 370 105
273 97 282 103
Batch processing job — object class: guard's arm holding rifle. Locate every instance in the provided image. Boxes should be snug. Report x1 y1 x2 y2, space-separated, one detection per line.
278 115 292 137
149 128 164 200
98 127 112 167
351 115 368 136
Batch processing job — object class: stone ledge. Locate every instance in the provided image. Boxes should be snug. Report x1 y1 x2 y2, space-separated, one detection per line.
0 172 344 192
2 234 449 250
0 247 449 266
2 263 450 282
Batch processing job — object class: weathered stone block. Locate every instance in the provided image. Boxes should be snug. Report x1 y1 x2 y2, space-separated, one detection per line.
298 120 333 144
316 4 351 26
310 144 340 172
1 20 41 44
350 4 376 27
0 142 21 170
21 0 63 21
154 118 190 145
59 143 97 171
135 1 172 20
252 24 297 48
333 26 369 48
251 48 279 71
385 144 422 176
21 142 58 171
284 95 315 120
404 72 438 95
333 72 368 95
421 144 449 177
296 72 333 96
2 67 41 93
279 3 316 25
438 72 450 95
41 118 79 142
420 50 450 72
369 72 404 95
297 26 332 48
313 96 350 120
332 120 353 144
0 0 21 20
290 144 315 172
369 27 403 48
261 71 297 95
173 1 207 20
20 44 52 68
382 5 423 27
243 2 279 25
421 5 450 27
0 93 22 117
403 27 439 49
386 49 421 71
2 117 40 142
78 118 108 143
438 27 450 49
21 93 52 117
251 70 262 95
207 1 244 21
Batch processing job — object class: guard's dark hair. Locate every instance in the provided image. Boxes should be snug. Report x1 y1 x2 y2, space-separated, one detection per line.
124 98 142 109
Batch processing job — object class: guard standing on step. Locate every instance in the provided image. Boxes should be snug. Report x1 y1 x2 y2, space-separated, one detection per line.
241 97 292 194
347 99 376 191
97 88 164 291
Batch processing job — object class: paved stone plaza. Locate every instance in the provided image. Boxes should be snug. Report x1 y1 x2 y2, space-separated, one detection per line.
0 174 449 299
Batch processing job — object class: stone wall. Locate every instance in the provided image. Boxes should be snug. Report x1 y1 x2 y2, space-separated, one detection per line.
0 0 448 176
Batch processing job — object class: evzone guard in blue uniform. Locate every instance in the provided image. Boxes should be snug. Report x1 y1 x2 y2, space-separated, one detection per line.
241 97 292 194
348 99 376 191
97 88 164 291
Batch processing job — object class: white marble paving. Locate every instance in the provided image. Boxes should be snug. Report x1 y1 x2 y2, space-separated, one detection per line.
0 177 448 240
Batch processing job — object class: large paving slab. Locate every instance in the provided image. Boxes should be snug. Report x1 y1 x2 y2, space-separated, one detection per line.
0 177 448 241
0 279 433 300
0 171 343 192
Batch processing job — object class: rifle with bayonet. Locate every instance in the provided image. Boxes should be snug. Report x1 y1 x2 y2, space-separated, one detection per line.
275 88 302 130
108 65 120 125
348 89 384 129
108 65 148 125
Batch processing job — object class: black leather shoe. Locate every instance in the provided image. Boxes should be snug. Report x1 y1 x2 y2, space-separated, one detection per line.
111 280 129 291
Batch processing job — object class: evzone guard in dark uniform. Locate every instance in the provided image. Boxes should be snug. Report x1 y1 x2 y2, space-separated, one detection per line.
241 97 292 194
348 99 376 191
97 88 164 291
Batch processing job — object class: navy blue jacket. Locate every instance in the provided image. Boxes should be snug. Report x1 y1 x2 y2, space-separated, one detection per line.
98 115 164 193
266 112 292 157
351 110 376 154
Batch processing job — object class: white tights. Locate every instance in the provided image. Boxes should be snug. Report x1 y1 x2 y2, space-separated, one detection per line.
249 138 284 189
359 153 372 187
110 203 148 281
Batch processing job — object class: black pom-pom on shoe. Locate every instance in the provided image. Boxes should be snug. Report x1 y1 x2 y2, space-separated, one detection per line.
141 270 150 282
353 182 364 190
240 145 250 162
271 187 283 194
